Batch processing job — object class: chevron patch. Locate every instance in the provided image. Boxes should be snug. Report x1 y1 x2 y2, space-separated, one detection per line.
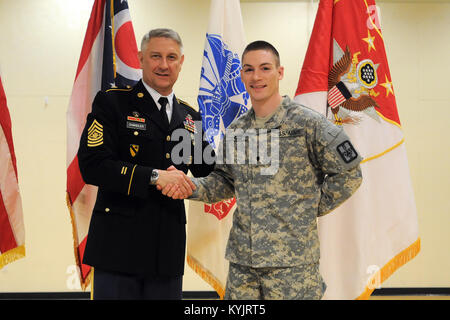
87 119 104 147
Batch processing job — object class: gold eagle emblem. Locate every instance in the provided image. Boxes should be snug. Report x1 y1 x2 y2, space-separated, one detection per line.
328 40 380 125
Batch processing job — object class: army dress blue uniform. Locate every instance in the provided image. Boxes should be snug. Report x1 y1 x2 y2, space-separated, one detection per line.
77 80 214 299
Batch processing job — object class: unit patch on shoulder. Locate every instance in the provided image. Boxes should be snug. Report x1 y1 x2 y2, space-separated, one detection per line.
87 119 104 147
336 140 358 163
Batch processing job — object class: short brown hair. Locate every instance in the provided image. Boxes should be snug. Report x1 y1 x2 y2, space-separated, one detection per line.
242 40 280 66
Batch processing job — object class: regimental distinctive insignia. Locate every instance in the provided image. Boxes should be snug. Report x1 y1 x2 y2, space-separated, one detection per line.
327 40 381 125
132 111 140 117
184 114 196 133
87 119 104 147
130 144 139 157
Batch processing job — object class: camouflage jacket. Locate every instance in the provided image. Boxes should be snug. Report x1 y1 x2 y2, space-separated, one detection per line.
190 96 363 267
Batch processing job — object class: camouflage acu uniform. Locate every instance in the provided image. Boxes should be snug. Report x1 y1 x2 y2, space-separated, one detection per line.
225 262 326 300
190 96 363 299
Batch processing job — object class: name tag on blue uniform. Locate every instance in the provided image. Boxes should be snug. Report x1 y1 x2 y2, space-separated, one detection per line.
127 121 146 130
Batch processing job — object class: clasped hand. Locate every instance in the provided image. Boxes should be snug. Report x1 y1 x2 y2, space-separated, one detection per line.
156 166 195 199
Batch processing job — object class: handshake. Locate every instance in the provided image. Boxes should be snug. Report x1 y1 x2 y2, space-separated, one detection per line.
155 166 196 200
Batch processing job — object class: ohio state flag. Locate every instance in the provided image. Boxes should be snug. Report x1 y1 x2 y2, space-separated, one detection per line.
186 0 248 299
294 0 420 299
66 0 141 289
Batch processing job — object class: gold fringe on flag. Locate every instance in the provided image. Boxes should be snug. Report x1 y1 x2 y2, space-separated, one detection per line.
66 191 91 291
187 254 226 300
0 244 25 270
357 237 421 300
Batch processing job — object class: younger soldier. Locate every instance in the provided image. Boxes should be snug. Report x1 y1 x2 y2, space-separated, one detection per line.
163 41 363 299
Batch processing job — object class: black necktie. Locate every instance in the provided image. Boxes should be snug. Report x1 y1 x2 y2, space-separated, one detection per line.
158 97 169 127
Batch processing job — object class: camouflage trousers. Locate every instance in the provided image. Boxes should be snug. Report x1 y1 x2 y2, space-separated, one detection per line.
224 262 326 300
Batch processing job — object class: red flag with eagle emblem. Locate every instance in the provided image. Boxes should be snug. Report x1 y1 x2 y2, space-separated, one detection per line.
294 0 420 299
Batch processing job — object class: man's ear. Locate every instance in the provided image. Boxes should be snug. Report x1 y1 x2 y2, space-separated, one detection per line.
278 66 284 80
180 54 185 67
138 51 143 69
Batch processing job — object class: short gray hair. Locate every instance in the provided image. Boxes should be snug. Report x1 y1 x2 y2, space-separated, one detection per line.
141 28 183 53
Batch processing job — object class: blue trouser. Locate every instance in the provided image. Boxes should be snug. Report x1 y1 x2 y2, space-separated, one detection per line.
92 268 183 300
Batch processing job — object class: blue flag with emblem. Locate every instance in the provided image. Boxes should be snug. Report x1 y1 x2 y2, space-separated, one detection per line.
197 34 249 149
187 0 248 300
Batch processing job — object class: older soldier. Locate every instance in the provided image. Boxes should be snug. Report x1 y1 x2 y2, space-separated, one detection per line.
163 41 363 299
77 28 214 299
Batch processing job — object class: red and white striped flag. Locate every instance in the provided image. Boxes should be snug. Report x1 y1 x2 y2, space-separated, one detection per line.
294 0 420 299
0 75 25 269
66 0 141 289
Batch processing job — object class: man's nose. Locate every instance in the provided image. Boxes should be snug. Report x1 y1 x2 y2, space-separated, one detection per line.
252 69 262 80
159 57 169 69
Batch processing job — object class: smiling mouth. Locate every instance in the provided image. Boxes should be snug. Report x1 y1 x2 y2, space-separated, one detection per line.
155 72 169 77
251 84 266 89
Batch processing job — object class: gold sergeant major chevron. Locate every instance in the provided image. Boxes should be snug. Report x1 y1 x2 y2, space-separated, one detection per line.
87 119 104 147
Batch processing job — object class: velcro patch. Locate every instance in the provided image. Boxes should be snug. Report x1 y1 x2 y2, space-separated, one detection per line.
336 140 358 163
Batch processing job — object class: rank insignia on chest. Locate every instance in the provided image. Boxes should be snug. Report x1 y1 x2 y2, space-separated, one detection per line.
184 114 196 133
87 119 103 147
130 144 139 157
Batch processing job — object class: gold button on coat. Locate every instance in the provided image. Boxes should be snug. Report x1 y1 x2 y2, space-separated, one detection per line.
166 153 170 159
105 208 110 213
134 131 139 136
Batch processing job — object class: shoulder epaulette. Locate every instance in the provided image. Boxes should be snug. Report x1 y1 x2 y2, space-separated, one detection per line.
105 87 133 93
177 98 196 111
